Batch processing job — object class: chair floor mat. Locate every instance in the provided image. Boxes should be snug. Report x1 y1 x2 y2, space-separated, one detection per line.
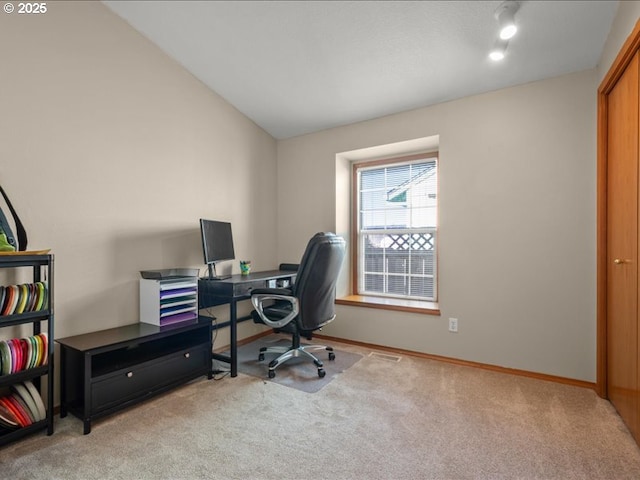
227 334 363 393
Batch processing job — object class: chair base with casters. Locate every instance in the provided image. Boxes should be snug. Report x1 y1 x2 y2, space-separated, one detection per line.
258 329 335 378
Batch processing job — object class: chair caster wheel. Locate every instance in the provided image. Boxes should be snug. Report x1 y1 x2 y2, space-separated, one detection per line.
258 353 265 361
318 369 326 378
268 370 276 379
328 352 335 361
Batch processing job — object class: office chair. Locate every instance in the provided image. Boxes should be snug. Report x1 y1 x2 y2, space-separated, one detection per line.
251 232 346 378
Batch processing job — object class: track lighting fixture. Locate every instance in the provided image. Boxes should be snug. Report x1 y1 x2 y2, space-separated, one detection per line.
489 1 520 61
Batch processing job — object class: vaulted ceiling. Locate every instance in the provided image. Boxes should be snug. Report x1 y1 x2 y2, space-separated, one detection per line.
103 1 618 139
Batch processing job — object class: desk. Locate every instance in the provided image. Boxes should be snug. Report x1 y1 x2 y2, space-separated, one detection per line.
198 269 296 377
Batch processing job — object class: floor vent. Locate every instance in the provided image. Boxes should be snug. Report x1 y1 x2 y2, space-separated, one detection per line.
369 352 402 362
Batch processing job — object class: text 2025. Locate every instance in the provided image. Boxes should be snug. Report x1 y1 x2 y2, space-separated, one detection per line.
18 3 47 14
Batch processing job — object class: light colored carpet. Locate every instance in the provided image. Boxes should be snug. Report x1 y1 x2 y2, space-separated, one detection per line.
231 334 364 393
1 339 640 479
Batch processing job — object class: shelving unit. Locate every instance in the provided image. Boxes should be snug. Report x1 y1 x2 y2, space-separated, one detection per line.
140 277 198 326
0 253 54 446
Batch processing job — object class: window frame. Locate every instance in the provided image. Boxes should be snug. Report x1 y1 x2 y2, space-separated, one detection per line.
351 152 439 303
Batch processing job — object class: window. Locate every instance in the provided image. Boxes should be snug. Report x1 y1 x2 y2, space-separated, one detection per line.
354 153 438 302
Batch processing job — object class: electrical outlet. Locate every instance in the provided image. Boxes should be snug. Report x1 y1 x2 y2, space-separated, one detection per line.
448 318 458 333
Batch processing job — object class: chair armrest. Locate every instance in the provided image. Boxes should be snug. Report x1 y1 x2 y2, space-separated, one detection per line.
251 291 299 328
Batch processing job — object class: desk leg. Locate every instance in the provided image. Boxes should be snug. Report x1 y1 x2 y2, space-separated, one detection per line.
83 353 92 435
60 347 67 418
230 300 238 377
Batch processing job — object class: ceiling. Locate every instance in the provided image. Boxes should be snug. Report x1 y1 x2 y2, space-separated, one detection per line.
103 1 618 140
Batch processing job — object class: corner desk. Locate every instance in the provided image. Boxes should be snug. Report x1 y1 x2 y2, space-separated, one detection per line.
198 269 296 377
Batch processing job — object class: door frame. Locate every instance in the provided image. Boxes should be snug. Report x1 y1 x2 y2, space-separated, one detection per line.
597 19 640 398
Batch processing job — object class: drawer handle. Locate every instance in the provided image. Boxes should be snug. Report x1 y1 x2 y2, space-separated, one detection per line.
126 371 133 378
184 352 190 359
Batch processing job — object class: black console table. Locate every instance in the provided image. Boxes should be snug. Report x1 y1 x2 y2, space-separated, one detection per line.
56 320 212 434
199 269 296 377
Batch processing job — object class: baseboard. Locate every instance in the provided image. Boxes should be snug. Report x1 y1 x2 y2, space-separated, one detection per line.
213 330 272 353
314 334 596 391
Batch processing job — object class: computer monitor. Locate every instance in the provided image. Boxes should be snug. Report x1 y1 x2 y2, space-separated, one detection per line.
199 219 235 280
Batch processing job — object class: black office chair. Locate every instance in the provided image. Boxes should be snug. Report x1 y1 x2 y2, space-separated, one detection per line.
251 232 346 378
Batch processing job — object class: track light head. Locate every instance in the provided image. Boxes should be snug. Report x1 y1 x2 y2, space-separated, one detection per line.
495 1 520 40
489 38 508 61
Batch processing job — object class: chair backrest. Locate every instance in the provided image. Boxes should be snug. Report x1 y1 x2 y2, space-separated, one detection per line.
293 232 346 331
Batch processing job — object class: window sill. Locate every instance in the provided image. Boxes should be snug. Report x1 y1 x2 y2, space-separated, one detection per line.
336 295 440 315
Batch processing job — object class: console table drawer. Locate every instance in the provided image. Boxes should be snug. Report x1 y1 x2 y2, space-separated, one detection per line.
92 344 209 412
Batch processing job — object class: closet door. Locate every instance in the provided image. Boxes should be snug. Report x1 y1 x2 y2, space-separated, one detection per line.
607 51 639 441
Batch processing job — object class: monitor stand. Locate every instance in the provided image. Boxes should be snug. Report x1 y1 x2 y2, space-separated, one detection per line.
202 263 231 281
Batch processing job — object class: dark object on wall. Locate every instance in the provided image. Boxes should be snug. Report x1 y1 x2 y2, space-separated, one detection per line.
0 185 27 251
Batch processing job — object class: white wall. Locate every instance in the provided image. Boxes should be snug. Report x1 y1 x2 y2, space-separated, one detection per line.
0 1 277 347
277 70 597 382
